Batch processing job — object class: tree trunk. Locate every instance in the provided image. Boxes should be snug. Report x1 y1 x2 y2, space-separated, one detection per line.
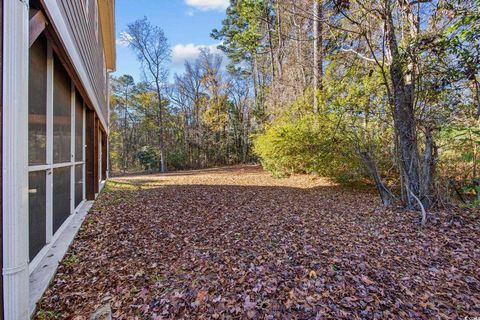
292 3 307 93
359 150 394 207
122 86 130 173
156 83 167 172
421 126 437 208
252 57 260 114
473 78 480 119
122 102 129 173
313 0 323 112
385 5 421 209
266 19 276 83
276 1 283 79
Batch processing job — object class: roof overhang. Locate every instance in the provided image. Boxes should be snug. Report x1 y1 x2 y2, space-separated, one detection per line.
98 0 116 71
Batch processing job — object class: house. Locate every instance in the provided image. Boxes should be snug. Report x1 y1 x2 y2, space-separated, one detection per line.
1 0 115 318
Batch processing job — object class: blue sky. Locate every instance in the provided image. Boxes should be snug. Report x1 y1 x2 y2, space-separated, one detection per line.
113 0 228 82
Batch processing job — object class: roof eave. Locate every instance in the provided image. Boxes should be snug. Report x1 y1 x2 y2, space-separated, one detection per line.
98 0 116 71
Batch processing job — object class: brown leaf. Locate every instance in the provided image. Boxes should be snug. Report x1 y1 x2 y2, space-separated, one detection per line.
195 290 208 305
361 275 375 286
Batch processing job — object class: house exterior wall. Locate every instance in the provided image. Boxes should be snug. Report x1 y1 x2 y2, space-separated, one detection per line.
40 0 115 132
57 0 109 124
1 0 115 318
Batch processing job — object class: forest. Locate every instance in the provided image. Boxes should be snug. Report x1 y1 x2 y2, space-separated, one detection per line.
109 0 480 212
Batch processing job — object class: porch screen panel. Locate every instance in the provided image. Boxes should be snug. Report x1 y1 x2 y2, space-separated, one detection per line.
29 171 47 261
75 90 84 161
28 34 48 165
53 167 71 233
75 164 83 208
53 54 72 163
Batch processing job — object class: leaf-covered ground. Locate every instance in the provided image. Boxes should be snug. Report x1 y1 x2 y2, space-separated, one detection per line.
36 166 480 319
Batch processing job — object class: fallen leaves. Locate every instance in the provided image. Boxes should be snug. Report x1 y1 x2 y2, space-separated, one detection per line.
34 165 480 319
361 275 375 286
194 290 208 306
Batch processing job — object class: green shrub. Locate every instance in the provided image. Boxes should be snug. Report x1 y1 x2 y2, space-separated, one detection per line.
135 146 160 171
253 114 363 182
166 149 188 170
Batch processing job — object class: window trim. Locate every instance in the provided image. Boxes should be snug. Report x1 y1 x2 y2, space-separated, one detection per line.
28 36 87 271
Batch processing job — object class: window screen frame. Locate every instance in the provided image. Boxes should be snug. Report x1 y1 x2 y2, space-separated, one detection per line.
28 36 87 268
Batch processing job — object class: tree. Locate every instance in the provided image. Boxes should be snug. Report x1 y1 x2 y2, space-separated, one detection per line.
212 0 270 121
313 0 323 112
123 17 170 172
110 75 136 173
321 0 451 213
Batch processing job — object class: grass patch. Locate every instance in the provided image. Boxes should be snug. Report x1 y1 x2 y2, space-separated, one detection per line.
36 309 60 320
63 253 78 268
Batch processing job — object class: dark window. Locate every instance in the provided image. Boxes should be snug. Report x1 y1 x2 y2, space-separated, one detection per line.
75 91 84 162
75 164 83 208
28 34 47 165
29 171 47 261
53 54 71 163
53 167 71 233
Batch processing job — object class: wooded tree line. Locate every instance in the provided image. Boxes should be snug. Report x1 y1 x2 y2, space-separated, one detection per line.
110 18 256 172
110 0 479 214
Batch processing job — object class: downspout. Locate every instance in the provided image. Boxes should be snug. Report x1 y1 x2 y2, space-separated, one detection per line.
0 0 3 317
2 0 30 318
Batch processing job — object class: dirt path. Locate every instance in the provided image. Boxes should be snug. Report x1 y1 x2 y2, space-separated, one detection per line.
36 166 480 319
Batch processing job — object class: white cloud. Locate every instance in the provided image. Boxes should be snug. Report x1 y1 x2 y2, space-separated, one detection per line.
185 10 195 16
171 43 224 67
116 31 132 48
184 0 229 11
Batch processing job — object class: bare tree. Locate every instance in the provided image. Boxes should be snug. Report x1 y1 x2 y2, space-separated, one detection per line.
124 17 170 172
313 0 323 112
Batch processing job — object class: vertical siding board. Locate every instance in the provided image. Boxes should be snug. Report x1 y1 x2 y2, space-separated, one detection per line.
59 2 90 90
62 2 88 73
57 0 108 123
62 1 98 106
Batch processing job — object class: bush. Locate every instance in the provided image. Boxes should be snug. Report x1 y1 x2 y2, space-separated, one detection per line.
135 146 160 171
166 149 188 171
253 114 363 182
